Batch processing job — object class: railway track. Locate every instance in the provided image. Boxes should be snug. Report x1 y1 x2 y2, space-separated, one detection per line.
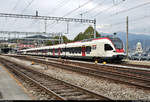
6 55 150 90
0 57 110 100
117 63 150 69
11 54 150 68
0 92 2 99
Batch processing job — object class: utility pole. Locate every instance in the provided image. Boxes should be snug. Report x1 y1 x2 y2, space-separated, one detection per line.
61 33 63 44
59 33 61 44
94 18 96 38
36 10 38 16
126 16 129 58
66 22 69 34
80 13 83 23
44 19 47 46
44 19 47 33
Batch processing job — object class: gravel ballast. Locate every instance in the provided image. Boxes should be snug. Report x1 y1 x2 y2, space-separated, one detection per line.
2 56 150 100
124 59 150 66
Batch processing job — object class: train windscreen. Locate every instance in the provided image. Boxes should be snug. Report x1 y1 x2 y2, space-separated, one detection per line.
111 38 123 49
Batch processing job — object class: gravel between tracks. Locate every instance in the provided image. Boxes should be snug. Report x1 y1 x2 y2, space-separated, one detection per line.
2 56 150 100
124 59 150 66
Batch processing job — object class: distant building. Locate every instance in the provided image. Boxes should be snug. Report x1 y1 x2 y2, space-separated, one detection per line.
135 42 143 54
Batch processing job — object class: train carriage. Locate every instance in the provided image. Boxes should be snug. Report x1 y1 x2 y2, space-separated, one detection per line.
19 36 126 62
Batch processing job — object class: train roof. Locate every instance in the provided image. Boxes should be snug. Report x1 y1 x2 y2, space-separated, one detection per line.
20 36 121 51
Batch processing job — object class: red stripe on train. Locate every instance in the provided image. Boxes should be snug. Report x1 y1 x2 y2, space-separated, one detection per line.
116 49 124 53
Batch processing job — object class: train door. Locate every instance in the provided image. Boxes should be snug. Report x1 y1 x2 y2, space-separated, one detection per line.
49 49 51 56
104 44 113 56
53 48 55 56
58 48 61 56
82 46 86 56
36 50 38 55
42 49 44 56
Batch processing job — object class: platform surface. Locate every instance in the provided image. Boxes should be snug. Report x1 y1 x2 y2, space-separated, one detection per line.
0 65 31 100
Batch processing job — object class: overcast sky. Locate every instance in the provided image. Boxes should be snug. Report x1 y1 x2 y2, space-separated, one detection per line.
0 0 150 39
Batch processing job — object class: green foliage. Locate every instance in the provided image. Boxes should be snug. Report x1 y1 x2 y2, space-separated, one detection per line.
45 26 101 45
62 36 72 43
45 35 71 45
74 32 83 41
74 26 100 41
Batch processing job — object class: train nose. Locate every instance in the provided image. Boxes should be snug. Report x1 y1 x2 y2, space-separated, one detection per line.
113 54 126 59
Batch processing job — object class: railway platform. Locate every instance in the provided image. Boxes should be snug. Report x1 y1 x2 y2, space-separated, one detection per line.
0 65 31 100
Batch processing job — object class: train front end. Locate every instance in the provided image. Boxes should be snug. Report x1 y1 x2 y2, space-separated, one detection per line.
110 37 126 60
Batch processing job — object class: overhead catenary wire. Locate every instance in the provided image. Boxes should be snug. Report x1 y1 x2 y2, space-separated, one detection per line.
80 0 106 15
28 0 71 32
10 0 35 31
47 0 72 15
110 1 150 17
3 0 20 31
3 0 150 39
48 0 126 32
105 14 150 29
32 0 94 33
93 0 126 18
100 15 150 34
32 0 71 32
97 0 150 32
21 0 35 13
46 0 94 29
62 0 94 17
10 0 20 13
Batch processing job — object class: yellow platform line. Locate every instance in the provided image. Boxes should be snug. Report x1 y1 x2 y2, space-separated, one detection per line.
0 63 36 100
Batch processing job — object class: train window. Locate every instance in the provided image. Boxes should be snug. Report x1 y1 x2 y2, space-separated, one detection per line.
62 48 65 52
74 48 77 54
72 48 74 54
111 38 123 49
60 48 62 53
66 48 68 52
43 49 46 53
50 49 53 52
68 48 72 54
105 44 113 51
78 47 82 53
72 48 75 54
66 47 82 54
74 47 78 54
92 45 96 50
86 46 91 54
54 49 58 53
45 49 48 53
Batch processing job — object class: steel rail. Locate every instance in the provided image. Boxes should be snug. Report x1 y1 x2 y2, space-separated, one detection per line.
0 57 110 100
8 55 150 90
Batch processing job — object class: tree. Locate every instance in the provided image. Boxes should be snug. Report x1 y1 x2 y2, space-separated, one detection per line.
45 26 101 45
74 32 83 41
45 35 71 45
73 26 100 41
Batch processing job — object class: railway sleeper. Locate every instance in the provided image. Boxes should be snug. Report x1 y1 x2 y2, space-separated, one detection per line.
0 57 111 100
59 92 83 97
50 85 69 88
66 95 92 100
55 89 77 94
39 83 62 86
46 83 64 86
50 87 71 91
0 92 3 99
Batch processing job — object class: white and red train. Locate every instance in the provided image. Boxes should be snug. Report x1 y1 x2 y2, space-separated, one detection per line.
19 37 126 61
